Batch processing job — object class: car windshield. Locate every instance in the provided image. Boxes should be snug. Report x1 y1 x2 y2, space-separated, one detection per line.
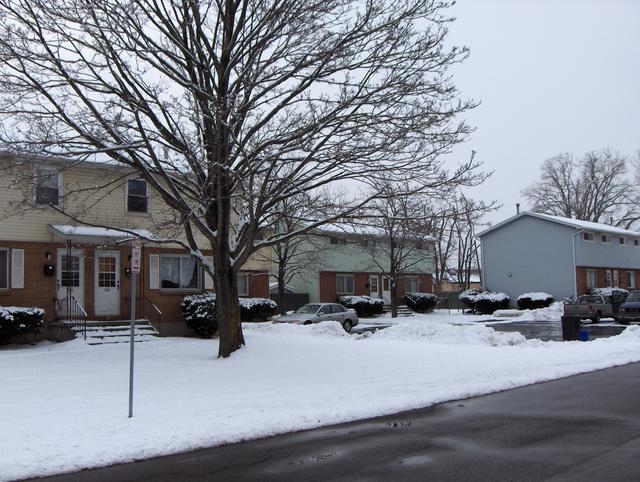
297 304 320 314
626 291 640 302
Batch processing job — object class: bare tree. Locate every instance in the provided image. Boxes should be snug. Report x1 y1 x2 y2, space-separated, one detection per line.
270 194 328 315
358 171 490 317
421 193 495 293
522 149 638 228
0 0 476 357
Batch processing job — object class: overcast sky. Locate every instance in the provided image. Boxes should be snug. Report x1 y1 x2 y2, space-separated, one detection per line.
444 0 640 225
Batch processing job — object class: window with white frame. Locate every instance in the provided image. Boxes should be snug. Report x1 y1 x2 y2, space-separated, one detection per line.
35 167 60 206
159 255 200 289
0 249 7 289
627 271 636 289
586 269 597 290
583 232 594 241
127 179 148 213
613 270 619 288
605 270 612 287
237 273 249 296
635 239 639 247
619 237 626 246
601 234 609 243
330 236 347 246
405 276 419 294
336 274 355 294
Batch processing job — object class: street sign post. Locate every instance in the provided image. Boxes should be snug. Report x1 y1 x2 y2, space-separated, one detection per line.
129 239 141 418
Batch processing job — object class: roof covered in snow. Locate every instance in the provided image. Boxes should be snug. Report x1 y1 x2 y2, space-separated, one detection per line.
477 211 640 238
48 225 156 244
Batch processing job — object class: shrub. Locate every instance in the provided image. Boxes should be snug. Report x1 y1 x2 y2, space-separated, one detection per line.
474 292 510 314
459 289 480 311
0 307 45 345
337 295 384 317
239 297 278 322
180 293 218 338
180 294 278 337
404 292 437 313
517 292 554 310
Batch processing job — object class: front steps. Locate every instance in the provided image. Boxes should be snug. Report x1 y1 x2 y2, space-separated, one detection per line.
384 305 415 317
73 320 159 345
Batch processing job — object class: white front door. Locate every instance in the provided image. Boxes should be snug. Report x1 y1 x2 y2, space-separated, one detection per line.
95 251 120 316
369 275 380 298
57 249 85 310
382 277 392 304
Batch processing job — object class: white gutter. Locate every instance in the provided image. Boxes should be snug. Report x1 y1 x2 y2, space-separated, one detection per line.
572 230 583 299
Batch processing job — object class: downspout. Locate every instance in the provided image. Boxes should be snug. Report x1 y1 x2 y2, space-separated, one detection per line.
572 230 583 299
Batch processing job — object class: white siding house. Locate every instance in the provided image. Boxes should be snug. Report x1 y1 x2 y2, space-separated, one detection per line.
478 212 640 305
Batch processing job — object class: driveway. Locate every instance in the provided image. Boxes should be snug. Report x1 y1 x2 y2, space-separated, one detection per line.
30 362 640 482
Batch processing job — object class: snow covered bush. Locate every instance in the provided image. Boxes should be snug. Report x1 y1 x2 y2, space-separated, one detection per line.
474 292 510 315
239 297 278 322
0 307 45 345
459 289 480 311
337 295 384 317
181 294 278 338
404 292 437 313
517 292 554 310
180 293 218 338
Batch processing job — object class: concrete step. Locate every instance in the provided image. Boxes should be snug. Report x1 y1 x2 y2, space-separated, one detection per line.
74 320 159 345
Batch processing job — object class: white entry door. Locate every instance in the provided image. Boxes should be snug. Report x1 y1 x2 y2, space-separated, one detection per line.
382 277 392 304
369 275 380 298
57 249 85 309
95 251 120 316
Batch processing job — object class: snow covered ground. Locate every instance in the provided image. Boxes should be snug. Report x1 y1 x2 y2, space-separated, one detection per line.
2 307 640 481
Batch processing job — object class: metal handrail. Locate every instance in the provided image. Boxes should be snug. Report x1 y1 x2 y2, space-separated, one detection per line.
56 296 88 340
145 297 162 335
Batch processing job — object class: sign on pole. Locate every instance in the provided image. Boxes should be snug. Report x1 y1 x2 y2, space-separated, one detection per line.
131 238 141 273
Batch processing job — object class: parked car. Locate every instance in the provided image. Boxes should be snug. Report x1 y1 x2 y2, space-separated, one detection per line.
615 290 640 324
563 294 616 323
274 303 359 332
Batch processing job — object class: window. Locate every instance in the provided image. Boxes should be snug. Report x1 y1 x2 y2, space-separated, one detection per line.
35 167 60 206
583 232 594 241
330 237 347 246
635 239 639 247
405 276 419 294
619 237 626 245
336 274 354 294
127 179 148 213
601 234 609 243
605 270 612 287
0 249 7 289
237 273 249 296
628 271 636 289
361 239 374 248
160 255 200 289
613 270 619 288
586 269 597 290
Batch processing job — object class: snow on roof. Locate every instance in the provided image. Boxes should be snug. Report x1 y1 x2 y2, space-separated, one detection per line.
49 225 156 242
477 211 640 238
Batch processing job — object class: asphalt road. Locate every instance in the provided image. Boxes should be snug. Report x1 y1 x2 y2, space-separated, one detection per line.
30 362 640 482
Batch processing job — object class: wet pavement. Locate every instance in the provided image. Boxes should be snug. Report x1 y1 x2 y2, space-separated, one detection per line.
490 320 627 341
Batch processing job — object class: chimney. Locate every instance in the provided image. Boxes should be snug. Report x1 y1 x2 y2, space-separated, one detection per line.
516 203 520 215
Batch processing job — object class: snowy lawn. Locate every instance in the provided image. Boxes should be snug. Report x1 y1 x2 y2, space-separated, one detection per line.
2 311 640 481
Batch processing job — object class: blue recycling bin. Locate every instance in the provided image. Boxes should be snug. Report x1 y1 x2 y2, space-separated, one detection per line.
579 330 589 342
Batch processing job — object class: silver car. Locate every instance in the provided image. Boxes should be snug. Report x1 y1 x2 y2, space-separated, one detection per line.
275 303 359 332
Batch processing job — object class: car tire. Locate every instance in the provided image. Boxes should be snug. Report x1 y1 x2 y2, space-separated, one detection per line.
303 320 312 325
342 319 352 333
592 311 601 324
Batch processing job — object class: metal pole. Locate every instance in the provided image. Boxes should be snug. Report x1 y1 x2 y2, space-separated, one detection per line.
128 270 137 418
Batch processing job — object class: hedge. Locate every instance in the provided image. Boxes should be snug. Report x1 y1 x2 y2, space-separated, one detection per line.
404 292 437 313
517 292 554 310
180 294 278 338
459 289 480 311
0 307 45 345
474 292 510 314
337 295 384 317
